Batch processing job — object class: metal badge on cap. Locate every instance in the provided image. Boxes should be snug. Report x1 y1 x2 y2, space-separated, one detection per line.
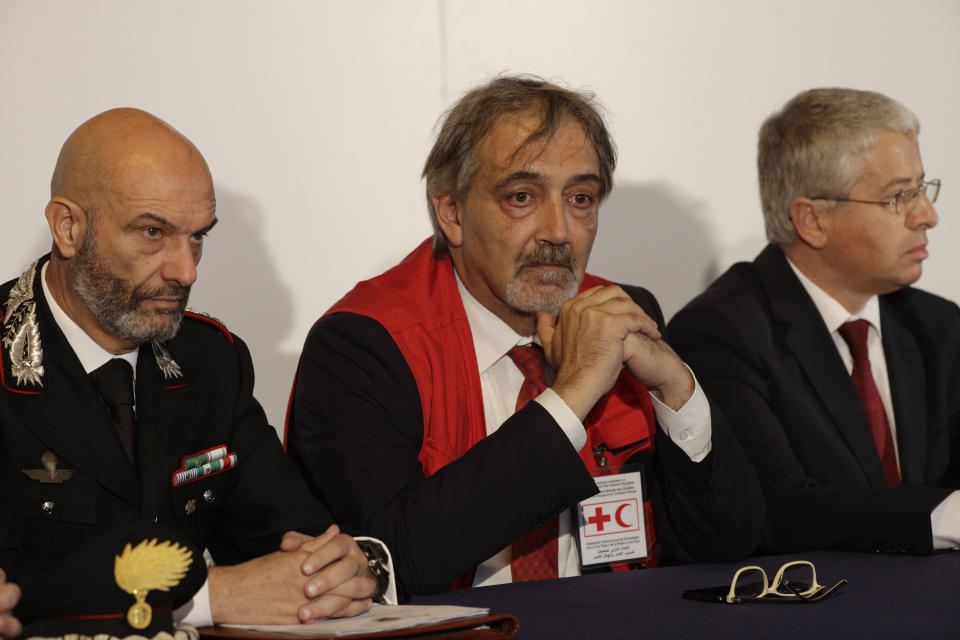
114 538 193 630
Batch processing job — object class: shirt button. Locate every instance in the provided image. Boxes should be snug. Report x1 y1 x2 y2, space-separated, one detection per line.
41 501 55 515
203 489 215 504
679 431 690 441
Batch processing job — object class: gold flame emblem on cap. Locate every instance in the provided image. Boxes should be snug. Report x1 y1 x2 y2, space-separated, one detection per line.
114 538 193 630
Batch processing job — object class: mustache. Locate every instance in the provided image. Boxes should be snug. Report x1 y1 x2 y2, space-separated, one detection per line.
132 283 191 305
513 244 577 276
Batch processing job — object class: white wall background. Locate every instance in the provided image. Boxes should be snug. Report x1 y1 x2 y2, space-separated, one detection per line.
2 0 958 431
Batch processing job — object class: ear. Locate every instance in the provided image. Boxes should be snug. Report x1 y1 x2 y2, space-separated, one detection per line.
788 197 828 249
45 197 88 259
432 192 464 249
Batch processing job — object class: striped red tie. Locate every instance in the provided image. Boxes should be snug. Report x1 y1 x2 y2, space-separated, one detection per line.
507 344 560 581
837 320 900 486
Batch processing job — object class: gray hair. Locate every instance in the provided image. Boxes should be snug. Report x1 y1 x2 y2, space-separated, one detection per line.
422 75 617 254
758 88 920 245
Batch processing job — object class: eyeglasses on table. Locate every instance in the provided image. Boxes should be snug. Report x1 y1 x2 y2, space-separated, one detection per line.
682 559 846 604
725 560 846 603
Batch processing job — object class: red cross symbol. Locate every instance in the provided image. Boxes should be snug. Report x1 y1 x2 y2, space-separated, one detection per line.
587 506 611 532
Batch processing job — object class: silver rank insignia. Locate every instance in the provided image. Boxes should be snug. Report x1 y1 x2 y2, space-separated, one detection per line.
2 260 45 388
152 341 183 380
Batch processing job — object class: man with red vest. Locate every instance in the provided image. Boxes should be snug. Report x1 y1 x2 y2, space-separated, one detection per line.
287 76 763 596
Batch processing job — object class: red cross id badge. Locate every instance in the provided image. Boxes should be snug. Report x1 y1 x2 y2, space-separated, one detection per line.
574 466 648 570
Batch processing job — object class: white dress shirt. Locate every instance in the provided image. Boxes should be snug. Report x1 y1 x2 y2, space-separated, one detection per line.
787 258 960 550
454 275 713 586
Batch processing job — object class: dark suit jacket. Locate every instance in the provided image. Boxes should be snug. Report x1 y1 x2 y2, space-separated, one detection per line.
0 257 335 621
287 282 763 595
668 244 960 554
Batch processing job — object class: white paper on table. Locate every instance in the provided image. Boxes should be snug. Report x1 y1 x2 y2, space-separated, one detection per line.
222 604 490 637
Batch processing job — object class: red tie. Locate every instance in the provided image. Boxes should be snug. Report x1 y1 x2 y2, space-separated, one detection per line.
507 344 560 581
837 320 900 486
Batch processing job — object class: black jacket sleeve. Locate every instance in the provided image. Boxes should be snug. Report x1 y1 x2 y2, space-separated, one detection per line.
668 265 959 555
288 286 763 594
622 286 764 563
288 313 598 595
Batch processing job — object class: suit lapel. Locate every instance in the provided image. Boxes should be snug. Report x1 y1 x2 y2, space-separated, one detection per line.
136 341 197 517
880 299 926 484
2 260 140 505
756 245 887 486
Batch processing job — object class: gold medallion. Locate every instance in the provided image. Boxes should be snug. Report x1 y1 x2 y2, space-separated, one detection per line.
127 599 152 629
114 538 193 630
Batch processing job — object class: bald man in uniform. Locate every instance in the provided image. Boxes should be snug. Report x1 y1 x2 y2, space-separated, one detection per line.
0 109 388 631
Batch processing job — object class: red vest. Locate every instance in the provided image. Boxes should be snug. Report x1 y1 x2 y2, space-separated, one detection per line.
325 240 658 582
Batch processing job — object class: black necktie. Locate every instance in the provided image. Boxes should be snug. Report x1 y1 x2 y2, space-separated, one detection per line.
89 358 137 462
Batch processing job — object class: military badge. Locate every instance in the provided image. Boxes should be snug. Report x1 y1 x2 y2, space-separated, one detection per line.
2 260 45 388
171 445 238 487
152 341 183 380
22 451 73 483
114 538 193 630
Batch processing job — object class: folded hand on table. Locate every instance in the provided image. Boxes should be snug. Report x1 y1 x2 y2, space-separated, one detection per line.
209 524 377 624
0 569 21 639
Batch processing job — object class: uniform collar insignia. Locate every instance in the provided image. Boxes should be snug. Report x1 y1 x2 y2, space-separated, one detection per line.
2 259 45 388
4 259 185 385
152 341 183 380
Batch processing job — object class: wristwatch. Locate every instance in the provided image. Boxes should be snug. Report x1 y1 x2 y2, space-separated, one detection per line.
356 539 390 603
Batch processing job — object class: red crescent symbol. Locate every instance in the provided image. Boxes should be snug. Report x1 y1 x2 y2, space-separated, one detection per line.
615 503 631 528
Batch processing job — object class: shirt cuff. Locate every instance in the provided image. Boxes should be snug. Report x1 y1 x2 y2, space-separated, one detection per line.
353 536 398 605
535 387 587 452
931 490 960 550
173 578 213 627
649 365 712 462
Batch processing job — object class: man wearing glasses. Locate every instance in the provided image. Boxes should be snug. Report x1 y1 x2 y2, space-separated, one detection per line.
669 88 959 555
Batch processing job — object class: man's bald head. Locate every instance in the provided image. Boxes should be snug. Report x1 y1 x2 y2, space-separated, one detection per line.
50 108 212 211
43 108 217 354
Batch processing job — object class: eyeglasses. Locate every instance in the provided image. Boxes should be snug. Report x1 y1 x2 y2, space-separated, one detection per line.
811 179 941 217
725 560 846 604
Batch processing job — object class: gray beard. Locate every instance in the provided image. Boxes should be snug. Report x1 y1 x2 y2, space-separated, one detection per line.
504 244 579 318
73 232 189 345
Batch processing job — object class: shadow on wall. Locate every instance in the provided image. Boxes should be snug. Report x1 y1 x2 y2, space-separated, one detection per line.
191 186 298 433
25 234 53 269
589 181 719 323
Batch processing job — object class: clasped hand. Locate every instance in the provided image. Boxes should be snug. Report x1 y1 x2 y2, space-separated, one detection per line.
210 524 376 624
0 569 21 639
539 285 694 419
